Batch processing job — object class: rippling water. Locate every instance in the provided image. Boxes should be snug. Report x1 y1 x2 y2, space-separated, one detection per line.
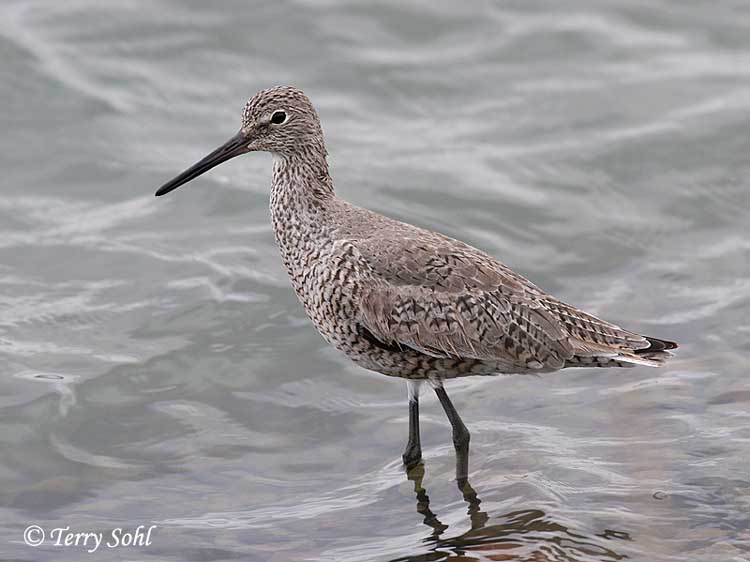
1 1 749 560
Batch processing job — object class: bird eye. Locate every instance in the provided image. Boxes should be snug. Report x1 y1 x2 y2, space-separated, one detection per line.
270 111 287 125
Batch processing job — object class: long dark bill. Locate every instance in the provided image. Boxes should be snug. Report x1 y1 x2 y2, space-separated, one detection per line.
155 131 249 197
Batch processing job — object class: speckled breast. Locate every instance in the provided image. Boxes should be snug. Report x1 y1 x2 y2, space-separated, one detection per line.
270 195 500 380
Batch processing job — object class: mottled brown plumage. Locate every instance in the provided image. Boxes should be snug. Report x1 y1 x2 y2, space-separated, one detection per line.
156 85 678 472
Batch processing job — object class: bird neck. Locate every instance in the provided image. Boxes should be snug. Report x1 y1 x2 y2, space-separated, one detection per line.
270 150 334 205
269 151 336 282
269 151 335 247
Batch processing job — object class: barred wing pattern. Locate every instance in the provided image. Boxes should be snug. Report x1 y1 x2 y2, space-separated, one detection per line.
351 231 674 371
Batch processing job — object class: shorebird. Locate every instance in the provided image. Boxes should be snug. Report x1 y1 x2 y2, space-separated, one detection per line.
155 86 677 475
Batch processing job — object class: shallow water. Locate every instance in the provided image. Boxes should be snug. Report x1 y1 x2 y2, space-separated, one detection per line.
1 1 749 560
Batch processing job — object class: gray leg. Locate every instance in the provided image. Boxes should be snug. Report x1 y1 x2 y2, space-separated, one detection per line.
434 382 471 480
402 381 423 468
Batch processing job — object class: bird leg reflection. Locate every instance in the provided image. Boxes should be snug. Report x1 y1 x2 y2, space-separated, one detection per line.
405 461 487 538
456 476 489 530
405 463 449 537
401 456 628 562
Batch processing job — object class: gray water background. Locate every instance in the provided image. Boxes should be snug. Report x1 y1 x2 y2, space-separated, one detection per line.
1 1 749 560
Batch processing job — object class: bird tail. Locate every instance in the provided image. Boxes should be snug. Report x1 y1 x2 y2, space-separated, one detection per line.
627 336 678 365
566 336 678 369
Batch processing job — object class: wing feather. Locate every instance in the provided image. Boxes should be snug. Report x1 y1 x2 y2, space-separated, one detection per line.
331 216 670 371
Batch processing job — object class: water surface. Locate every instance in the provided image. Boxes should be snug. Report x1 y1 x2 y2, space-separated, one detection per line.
1 1 749 560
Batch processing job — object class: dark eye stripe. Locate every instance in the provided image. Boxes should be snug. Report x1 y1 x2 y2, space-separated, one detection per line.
271 111 287 124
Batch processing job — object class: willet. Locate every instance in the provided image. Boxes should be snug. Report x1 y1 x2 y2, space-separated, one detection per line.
155 86 677 476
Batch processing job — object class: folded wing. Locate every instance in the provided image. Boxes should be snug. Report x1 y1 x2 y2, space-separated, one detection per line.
342 228 674 371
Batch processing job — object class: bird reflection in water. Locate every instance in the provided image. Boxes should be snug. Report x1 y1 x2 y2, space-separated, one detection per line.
394 449 629 562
